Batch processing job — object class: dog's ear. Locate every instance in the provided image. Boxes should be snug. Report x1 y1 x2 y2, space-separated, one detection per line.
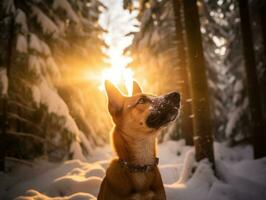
132 80 142 95
105 80 124 115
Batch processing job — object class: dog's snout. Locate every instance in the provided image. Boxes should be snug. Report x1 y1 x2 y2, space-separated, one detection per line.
165 92 180 103
146 92 180 129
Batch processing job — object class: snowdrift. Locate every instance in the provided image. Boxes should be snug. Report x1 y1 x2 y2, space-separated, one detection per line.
0 140 266 200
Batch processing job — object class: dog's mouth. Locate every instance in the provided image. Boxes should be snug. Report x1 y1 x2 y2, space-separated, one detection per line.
146 107 179 129
146 92 180 129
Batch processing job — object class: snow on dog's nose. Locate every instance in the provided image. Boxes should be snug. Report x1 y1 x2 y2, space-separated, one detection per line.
146 92 180 129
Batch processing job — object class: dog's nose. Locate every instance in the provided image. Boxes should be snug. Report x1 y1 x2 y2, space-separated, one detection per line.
165 92 180 103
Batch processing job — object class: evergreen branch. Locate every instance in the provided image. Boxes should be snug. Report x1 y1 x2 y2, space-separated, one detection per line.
6 130 57 148
5 156 33 167
7 113 42 131
7 130 46 142
8 100 36 112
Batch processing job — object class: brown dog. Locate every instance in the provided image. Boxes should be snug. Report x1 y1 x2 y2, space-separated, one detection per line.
98 80 180 200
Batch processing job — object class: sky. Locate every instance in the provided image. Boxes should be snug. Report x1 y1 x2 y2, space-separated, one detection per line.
99 0 139 69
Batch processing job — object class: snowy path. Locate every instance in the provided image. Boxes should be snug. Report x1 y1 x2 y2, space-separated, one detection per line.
0 140 266 200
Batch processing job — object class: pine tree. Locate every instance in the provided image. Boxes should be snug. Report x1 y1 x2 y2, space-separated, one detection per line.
0 0 106 162
200 0 250 146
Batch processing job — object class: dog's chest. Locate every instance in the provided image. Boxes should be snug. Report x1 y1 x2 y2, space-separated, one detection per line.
131 172 153 191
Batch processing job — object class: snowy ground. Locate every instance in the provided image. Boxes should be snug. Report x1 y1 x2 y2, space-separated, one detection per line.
0 140 266 200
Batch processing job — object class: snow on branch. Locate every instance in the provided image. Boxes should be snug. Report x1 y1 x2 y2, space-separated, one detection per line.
53 0 79 23
32 6 60 37
15 9 28 33
28 55 44 76
41 41 51 56
16 34 28 53
29 34 43 53
0 68 8 96
32 80 93 158
46 57 60 78
3 0 15 14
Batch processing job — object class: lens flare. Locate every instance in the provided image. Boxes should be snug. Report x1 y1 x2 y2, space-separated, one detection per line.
100 65 134 96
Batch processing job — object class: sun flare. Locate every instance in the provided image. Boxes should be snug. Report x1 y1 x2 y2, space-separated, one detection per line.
101 66 133 95
99 64 134 96
84 53 134 96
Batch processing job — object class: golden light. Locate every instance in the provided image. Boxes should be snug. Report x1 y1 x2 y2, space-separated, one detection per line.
100 65 134 96
101 66 133 95
96 47 134 96
84 47 135 96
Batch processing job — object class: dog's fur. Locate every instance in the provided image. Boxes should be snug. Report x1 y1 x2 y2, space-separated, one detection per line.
98 81 180 200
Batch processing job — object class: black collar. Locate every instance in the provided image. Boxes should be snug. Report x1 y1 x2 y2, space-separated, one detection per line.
118 157 159 173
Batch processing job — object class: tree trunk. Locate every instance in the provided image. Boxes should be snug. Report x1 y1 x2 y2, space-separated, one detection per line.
0 5 15 170
259 0 266 127
182 0 215 164
260 2 266 58
259 1 266 146
238 0 266 159
172 0 194 145
0 98 7 171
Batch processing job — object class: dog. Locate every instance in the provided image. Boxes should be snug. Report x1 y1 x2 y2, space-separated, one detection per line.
98 80 180 200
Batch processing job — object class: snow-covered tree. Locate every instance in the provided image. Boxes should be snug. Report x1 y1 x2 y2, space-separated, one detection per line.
0 0 106 161
200 0 250 146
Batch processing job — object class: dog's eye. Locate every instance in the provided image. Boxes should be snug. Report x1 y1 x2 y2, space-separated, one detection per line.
137 97 146 104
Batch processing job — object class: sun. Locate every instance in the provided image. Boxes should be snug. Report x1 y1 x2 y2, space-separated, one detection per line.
98 51 134 96
84 55 134 96
100 65 133 95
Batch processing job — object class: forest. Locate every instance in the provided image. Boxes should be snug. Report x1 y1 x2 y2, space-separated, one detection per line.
0 0 266 199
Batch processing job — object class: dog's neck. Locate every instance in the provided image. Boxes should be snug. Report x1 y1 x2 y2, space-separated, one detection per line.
112 126 157 166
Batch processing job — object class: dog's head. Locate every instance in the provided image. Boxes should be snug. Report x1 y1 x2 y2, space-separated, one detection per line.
105 80 180 134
